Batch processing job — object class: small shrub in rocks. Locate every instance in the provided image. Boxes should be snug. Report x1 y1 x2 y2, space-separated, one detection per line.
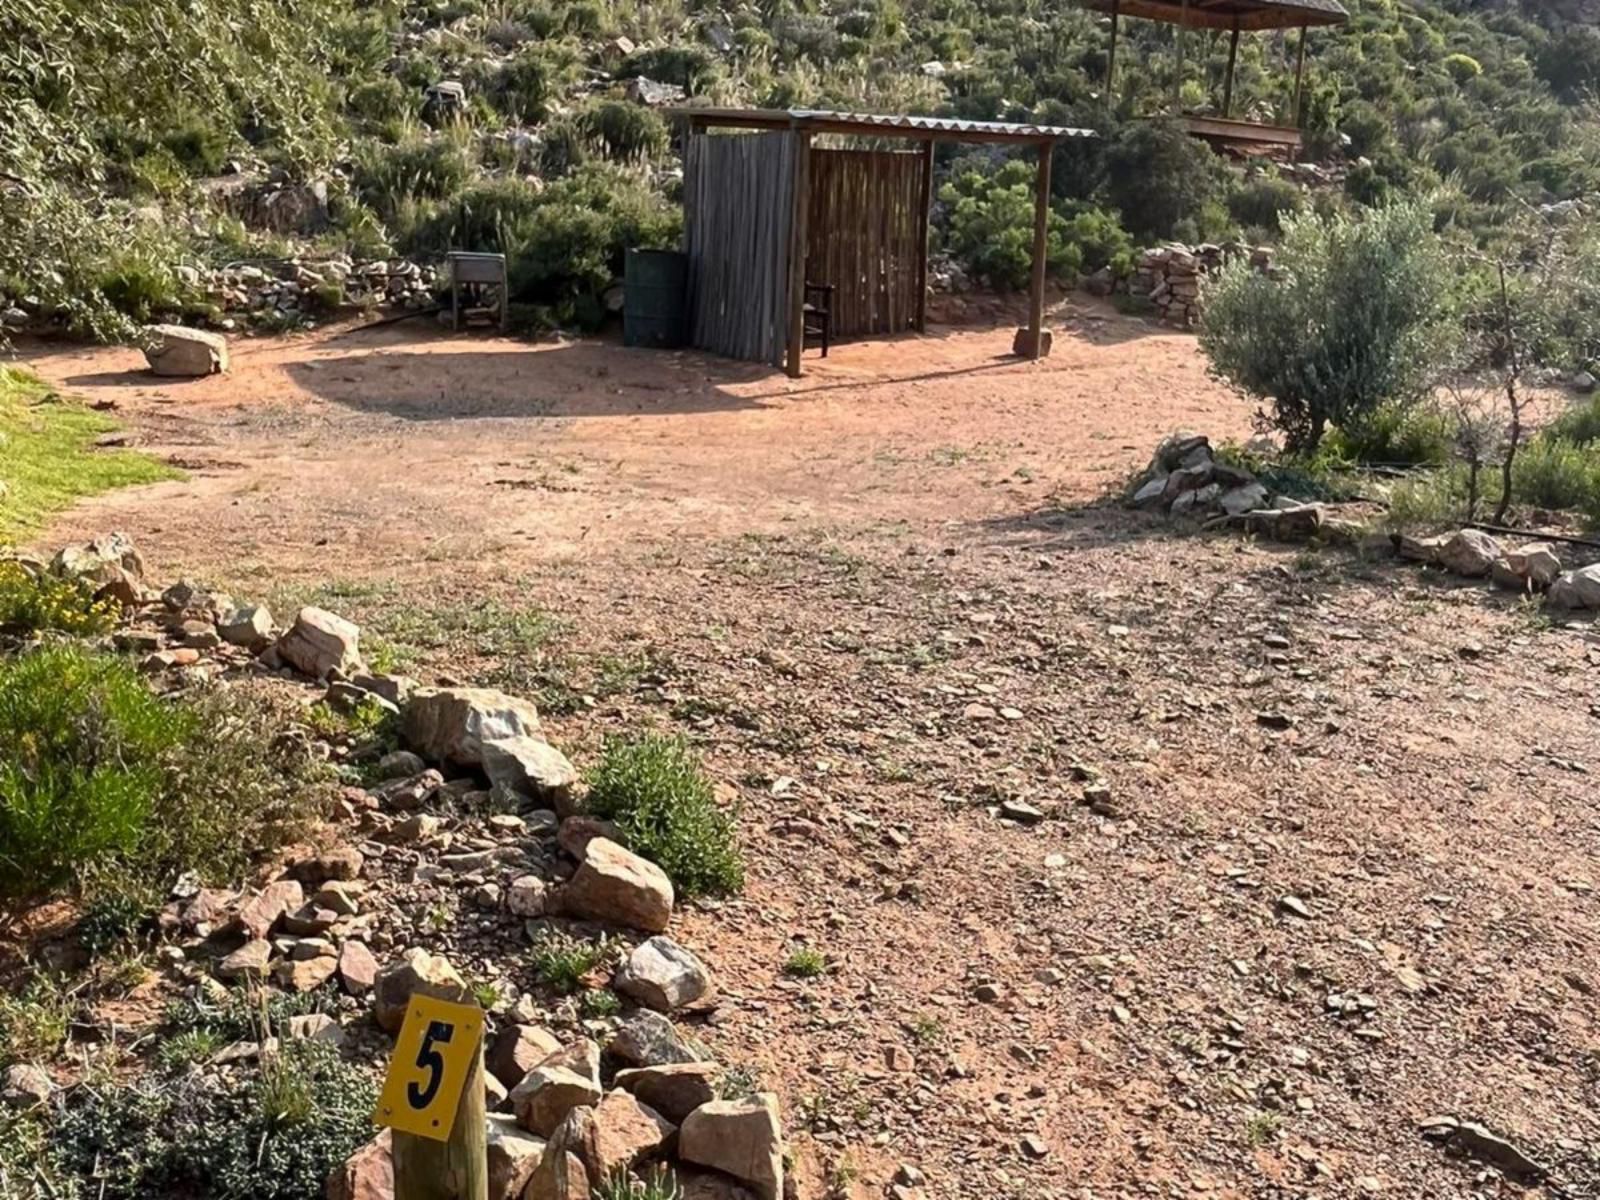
49 1039 376 1200
0 646 331 902
594 1166 683 1200
530 930 614 994
0 562 118 636
585 733 744 898
783 948 826 979
0 975 73 1067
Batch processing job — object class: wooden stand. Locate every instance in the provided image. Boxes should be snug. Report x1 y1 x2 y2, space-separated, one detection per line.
392 1042 488 1200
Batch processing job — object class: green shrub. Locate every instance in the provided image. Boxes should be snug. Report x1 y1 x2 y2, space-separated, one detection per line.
940 159 1077 291
491 45 575 123
619 47 718 94
1326 400 1454 466
1060 205 1136 275
1442 53 1483 84
0 975 73 1067
160 116 232 175
1227 175 1303 235
50 1039 376 1200
1199 199 1456 452
1101 119 1228 243
530 930 614 993
353 135 473 223
1510 435 1600 520
1549 393 1600 445
783 947 827 978
585 733 744 897
0 562 118 635
0 646 328 902
575 101 668 164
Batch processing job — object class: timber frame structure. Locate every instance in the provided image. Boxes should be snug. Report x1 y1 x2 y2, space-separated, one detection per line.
671 108 1095 377
1079 0 1349 154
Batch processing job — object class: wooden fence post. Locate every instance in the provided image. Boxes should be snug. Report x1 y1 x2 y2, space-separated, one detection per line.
1026 141 1054 360
392 1040 488 1200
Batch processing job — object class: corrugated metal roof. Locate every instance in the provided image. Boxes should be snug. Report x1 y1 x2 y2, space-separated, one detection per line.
788 110 1097 139
673 107 1096 142
1077 0 1348 30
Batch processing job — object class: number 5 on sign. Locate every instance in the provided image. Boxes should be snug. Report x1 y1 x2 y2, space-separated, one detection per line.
376 995 484 1141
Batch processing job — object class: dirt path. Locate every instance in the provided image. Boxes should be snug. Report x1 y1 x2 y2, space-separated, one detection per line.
20 311 1600 1199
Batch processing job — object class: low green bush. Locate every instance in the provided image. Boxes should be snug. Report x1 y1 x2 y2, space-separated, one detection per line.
0 562 118 635
353 135 474 224
1101 119 1229 243
1227 174 1303 235
1510 435 1600 520
530 930 615 993
0 975 73 1067
1326 400 1455 466
619 47 718 94
1060 204 1136 276
575 101 668 164
1548 392 1600 445
586 733 743 897
0 646 329 903
940 160 1077 291
50 1039 375 1200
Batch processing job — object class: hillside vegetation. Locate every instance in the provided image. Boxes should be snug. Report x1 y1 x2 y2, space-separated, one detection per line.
2 0 1598 334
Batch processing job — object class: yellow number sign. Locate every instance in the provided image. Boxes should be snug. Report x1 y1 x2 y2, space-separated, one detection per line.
375 995 484 1141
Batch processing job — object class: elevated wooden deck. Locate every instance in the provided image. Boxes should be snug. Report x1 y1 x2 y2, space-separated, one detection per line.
1174 114 1303 154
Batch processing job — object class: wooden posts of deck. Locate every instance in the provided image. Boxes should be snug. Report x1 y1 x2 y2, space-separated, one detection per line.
1223 21 1241 118
915 138 935 333
1293 24 1308 126
784 127 812 378
1026 141 1053 361
1106 0 1120 106
1174 0 1188 110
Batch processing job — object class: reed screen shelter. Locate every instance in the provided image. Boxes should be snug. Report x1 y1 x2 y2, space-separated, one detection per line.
1082 0 1348 153
672 108 1095 377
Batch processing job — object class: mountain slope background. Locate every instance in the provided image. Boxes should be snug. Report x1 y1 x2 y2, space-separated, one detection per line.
2 0 1598 334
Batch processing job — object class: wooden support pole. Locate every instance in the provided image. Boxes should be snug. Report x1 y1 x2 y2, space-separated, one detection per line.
915 138 935 333
1175 0 1188 111
784 128 812 378
1222 22 1240 118
1026 141 1053 361
1293 24 1308 126
392 1040 487 1200
1106 0 1120 107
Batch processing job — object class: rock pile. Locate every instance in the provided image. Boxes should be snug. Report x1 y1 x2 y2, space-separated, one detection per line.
1129 434 1270 519
23 532 787 1200
1129 242 1273 328
198 257 440 331
1400 528 1597 603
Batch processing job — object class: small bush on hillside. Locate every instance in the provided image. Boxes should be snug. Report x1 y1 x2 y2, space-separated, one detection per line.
1549 393 1600 445
1325 400 1455 465
1227 175 1303 235
0 976 73 1067
491 44 575 123
1199 198 1455 452
0 563 118 635
940 160 1076 291
575 101 668 164
586 733 743 897
530 930 615 993
1060 204 1137 275
619 47 718 94
50 1039 375 1200
1509 434 1600 520
353 135 474 222
1101 119 1228 243
0 647 327 903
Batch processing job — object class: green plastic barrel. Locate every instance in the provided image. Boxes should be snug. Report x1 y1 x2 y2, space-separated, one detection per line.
623 248 688 349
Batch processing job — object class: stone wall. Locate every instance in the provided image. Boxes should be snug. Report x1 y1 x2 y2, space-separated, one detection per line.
1130 242 1274 328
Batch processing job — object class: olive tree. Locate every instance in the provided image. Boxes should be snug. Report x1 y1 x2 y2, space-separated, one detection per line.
1198 198 1456 453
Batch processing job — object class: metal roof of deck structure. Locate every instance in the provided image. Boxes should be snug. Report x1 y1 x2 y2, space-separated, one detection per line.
675 108 1097 145
1078 0 1347 31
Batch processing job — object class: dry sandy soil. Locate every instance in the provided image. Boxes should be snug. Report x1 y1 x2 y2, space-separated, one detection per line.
20 303 1600 1200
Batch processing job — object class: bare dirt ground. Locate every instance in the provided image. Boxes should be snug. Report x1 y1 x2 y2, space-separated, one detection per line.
20 304 1600 1200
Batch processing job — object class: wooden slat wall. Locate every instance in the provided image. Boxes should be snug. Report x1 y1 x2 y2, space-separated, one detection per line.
805 149 924 338
683 130 794 366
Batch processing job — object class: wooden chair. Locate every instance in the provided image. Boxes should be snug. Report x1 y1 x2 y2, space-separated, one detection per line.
803 282 833 357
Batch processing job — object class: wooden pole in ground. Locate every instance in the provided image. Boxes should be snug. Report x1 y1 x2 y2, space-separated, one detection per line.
1293 25 1308 126
1222 21 1240 118
1175 0 1188 111
1026 141 1053 360
915 138 935 333
1106 0 1120 107
392 1041 487 1200
784 126 813 378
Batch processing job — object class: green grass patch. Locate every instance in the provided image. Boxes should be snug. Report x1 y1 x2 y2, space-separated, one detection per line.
783 947 827 979
585 734 743 898
0 366 180 544
0 645 331 905
0 975 74 1067
529 930 614 994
